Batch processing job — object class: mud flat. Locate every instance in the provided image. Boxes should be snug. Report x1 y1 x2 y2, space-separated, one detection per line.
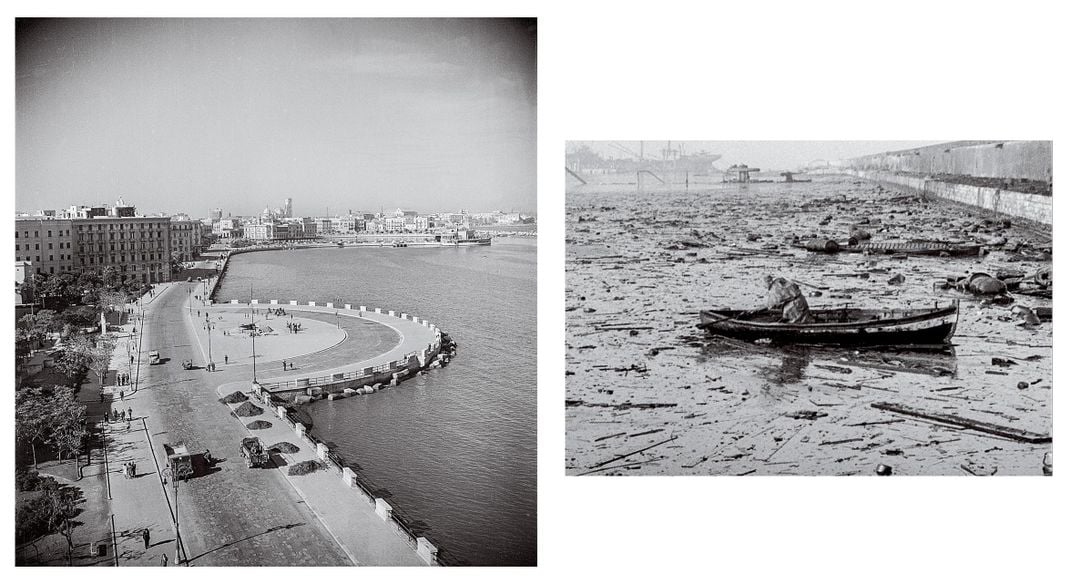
565 174 1052 476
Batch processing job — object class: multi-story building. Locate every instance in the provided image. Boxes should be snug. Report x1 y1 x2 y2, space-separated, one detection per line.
73 217 171 284
212 217 243 239
14 218 75 276
169 219 204 262
384 216 407 232
330 216 358 233
243 222 277 241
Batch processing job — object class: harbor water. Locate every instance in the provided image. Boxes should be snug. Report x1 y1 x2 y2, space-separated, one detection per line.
216 239 536 565
566 175 1052 476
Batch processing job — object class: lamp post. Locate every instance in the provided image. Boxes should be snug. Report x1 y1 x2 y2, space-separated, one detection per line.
173 477 182 565
250 328 257 383
205 314 213 367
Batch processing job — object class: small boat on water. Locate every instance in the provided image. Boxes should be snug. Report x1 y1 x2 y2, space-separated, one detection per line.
699 302 959 345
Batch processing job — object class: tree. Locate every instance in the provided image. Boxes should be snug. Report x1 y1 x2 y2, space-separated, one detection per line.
60 305 99 329
100 266 123 290
88 336 116 386
54 338 93 385
16 314 49 356
170 251 186 275
17 385 87 473
16 387 52 468
97 289 127 317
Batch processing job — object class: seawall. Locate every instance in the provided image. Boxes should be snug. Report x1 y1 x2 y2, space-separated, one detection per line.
820 140 1052 226
833 169 1052 227
235 382 445 565
844 140 1052 182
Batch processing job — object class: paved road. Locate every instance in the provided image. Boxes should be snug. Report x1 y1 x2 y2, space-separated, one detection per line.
137 283 353 566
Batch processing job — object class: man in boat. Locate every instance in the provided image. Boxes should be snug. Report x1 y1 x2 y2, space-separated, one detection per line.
764 275 813 324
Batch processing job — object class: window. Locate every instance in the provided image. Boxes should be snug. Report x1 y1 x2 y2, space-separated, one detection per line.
35 243 39 250
47 230 52 237
49 255 53 261
48 243 53 249
34 231 38 237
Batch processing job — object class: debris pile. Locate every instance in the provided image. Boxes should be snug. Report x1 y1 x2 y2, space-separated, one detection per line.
288 460 326 476
233 402 265 417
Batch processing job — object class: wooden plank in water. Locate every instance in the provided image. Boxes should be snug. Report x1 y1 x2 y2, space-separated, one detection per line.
870 401 1051 443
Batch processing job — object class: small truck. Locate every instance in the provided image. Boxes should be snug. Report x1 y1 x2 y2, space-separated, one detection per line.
148 350 161 365
239 437 269 469
163 442 195 481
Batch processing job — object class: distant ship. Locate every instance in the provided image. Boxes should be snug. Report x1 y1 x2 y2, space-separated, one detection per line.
662 151 723 174
567 142 722 175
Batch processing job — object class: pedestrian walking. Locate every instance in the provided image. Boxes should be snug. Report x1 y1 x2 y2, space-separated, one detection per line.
127 407 132 420
130 355 135 364
99 391 104 403
142 528 150 549
161 554 169 566
119 390 125 401
224 355 228 364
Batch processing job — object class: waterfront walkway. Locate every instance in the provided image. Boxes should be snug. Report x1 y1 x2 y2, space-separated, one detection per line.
108 281 356 565
188 300 441 389
214 377 426 566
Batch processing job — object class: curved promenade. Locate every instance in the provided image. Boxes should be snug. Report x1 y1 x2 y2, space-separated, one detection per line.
199 299 443 396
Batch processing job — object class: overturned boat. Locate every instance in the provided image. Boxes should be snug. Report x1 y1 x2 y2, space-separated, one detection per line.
699 302 959 345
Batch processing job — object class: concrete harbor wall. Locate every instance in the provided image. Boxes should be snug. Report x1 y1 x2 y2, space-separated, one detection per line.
843 140 1052 182
838 169 1053 226
244 381 443 565
821 140 1053 226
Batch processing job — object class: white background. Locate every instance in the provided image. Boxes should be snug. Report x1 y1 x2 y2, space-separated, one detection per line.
4 1 1069 582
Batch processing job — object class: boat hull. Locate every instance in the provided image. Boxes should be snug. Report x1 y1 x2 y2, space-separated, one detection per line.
699 305 959 345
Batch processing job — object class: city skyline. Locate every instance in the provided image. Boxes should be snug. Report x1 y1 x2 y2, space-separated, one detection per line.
17 18 537 216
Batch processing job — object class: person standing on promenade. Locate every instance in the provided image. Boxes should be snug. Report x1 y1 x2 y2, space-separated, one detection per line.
142 528 150 549
224 355 228 364
127 407 132 420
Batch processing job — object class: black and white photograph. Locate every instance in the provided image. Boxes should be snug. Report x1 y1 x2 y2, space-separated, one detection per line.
566 140 1052 476
13 18 536 566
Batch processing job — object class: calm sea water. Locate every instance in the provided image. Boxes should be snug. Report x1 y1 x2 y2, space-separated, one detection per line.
216 240 536 566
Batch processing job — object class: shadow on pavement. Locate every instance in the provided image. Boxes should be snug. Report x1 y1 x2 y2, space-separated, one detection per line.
184 522 307 565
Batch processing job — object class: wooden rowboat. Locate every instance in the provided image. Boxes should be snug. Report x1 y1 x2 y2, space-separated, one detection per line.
699 302 959 345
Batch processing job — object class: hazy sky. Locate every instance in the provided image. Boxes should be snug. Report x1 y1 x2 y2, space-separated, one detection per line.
17 18 537 217
574 141 945 171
